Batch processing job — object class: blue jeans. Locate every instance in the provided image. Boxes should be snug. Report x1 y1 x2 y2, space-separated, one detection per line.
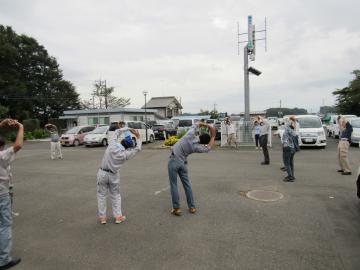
283 147 295 178
168 158 195 209
0 193 12 266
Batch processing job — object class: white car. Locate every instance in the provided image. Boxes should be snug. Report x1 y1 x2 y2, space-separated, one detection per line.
349 117 360 146
107 121 155 144
297 115 326 148
84 125 109 147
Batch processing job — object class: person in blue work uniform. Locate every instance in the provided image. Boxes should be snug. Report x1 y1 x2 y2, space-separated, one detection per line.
168 122 216 216
97 126 141 224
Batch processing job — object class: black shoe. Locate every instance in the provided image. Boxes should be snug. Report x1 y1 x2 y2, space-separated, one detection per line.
341 172 352 175
283 176 295 182
337 169 344 173
0 257 21 270
261 162 270 165
280 167 287 171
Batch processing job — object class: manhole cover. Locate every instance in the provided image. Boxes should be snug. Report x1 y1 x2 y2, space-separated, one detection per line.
245 190 284 202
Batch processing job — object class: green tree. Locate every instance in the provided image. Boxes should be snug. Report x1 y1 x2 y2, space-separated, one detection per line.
0 25 81 123
333 70 360 115
0 105 9 118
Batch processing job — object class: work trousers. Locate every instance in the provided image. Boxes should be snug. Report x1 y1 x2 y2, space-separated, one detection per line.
97 169 122 218
338 140 351 173
259 134 270 163
255 134 260 147
50 142 62 159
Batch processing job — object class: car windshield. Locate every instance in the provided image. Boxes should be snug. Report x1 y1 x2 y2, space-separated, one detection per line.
178 120 193 127
90 126 108 134
351 119 360 128
297 118 322 128
65 127 81 134
152 125 164 129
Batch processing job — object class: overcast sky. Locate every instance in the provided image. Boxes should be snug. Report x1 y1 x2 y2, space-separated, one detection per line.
1 0 359 114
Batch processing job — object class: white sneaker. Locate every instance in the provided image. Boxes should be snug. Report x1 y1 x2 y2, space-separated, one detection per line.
115 215 126 224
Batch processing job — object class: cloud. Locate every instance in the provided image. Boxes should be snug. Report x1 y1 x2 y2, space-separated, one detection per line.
1 0 359 114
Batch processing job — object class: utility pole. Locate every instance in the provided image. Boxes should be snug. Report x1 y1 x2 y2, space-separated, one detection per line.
238 16 267 143
280 100 282 108
104 80 108 109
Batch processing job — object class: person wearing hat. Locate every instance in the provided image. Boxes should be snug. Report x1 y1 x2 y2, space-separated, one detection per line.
168 122 216 216
96 126 141 224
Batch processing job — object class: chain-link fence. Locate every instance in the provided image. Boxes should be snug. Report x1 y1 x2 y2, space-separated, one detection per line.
220 121 272 147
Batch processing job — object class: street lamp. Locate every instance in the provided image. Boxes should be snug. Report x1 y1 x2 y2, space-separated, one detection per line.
142 90 148 142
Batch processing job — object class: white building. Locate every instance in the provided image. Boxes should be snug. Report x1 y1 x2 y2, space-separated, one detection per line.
59 108 164 129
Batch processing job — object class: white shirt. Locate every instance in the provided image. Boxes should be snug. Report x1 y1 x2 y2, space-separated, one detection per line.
225 123 236 135
0 147 15 195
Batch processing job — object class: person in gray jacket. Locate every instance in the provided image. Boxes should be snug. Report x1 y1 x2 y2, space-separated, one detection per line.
97 127 141 224
0 119 23 270
282 119 298 182
168 122 216 216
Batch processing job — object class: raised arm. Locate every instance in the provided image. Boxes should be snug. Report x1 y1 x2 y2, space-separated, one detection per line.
10 120 24 153
199 122 216 149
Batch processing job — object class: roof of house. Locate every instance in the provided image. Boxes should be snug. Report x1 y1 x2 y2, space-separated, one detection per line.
142 96 183 109
62 108 158 116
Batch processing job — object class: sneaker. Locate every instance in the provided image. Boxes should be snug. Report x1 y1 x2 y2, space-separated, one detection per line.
0 257 21 270
337 169 344 173
280 167 286 171
283 176 295 182
189 207 197 214
341 172 352 175
99 216 107 225
170 208 182 216
261 162 270 165
115 215 126 224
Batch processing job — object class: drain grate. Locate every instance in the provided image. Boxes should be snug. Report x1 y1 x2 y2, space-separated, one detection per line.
240 190 284 202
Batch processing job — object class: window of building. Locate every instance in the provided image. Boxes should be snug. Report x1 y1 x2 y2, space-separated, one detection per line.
88 117 110 125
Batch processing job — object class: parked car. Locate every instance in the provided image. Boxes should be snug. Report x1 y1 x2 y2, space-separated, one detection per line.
349 117 360 146
296 115 326 148
357 166 360 199
107 121 155 143
60 125 96 146
267 117 279 130
152 123 177 140
83 125 109 147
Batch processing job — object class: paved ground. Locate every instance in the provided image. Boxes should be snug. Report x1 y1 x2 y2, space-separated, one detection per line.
8 136 360 270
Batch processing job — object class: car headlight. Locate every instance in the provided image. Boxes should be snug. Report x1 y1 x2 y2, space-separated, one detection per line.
317 131 325 136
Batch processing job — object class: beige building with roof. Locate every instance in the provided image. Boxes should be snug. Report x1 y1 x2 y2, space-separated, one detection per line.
142 96 182 119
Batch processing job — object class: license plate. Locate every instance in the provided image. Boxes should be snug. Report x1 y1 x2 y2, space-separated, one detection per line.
154 130 158 133
304 138 314 142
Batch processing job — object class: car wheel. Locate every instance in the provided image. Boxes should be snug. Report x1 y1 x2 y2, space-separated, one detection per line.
74 140 80 147
102 139 108 146
149 135 155 143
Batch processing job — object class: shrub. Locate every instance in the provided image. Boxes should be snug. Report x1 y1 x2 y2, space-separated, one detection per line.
24 131 34 140
32 128 50 139
23 119 40 132
164 136 180 146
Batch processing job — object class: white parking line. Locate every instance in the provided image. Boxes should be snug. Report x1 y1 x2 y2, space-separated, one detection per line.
154 186 169 195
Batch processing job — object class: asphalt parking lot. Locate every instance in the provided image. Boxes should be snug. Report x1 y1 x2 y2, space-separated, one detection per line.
9 136 360 270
